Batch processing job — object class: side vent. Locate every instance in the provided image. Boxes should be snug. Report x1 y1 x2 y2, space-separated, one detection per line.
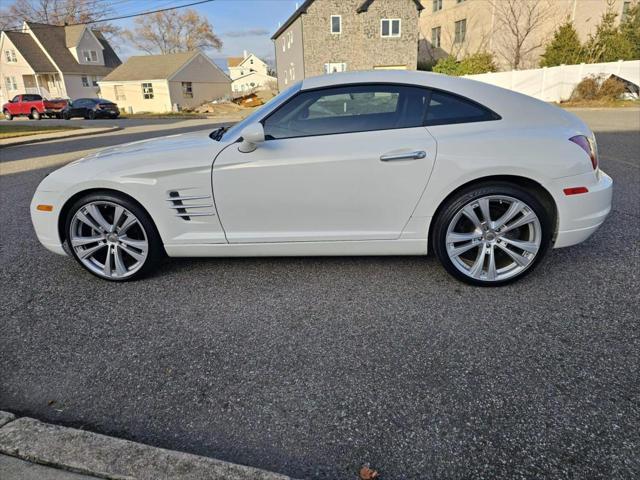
167 191 215 221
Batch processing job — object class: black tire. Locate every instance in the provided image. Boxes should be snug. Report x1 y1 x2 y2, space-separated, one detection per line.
3 110 12 120
431 181 553 287
64 191 164 281
31 109 41 120
62 111 70 120
87 110 95 120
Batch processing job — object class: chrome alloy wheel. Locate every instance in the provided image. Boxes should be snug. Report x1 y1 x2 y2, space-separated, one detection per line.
445 195 542 282
69 201 148 279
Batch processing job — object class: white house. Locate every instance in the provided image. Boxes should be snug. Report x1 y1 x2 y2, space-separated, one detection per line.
0 21 121 105
227 51 276 95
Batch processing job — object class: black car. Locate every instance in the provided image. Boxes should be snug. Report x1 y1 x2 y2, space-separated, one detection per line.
62 98 120 119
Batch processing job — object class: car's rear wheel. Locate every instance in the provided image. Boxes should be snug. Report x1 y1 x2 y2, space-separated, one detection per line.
87 110 95 120
3 110 12 120
432 182 553 286
64 192 163 281
31 109 41 120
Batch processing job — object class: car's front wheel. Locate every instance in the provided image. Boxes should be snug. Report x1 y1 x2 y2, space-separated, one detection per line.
64 192 163 281
431 182 553 286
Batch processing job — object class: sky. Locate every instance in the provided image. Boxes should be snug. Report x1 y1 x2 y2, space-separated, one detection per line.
111 0 301 70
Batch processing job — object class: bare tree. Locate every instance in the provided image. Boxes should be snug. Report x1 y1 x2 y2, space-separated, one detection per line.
122 9 222 55
0 0 119 35
489 0 559 70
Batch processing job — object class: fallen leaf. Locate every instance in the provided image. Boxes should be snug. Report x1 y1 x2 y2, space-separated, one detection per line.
359 465 379 479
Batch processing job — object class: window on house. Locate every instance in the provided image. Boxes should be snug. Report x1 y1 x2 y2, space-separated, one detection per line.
81 76 89 87
114 85 125 101
433 0 443 12
92 76 99 87
431 27 441 48
5 49 17 62
182 82 193 98
331 15 341 34
456 0 466 3
142 82 154 99
324 62 347 74
250 59 254 64
5 76 18 91
82 50 97 62
381 19 401 38
263 84 430 140
425 91 498 126
454 19 467 43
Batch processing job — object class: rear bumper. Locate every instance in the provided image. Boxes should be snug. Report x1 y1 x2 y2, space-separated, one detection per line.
553 170 613 248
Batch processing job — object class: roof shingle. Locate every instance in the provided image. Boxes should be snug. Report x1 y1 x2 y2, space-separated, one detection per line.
25 22 121 75
100 51 200 81
4 31 57 73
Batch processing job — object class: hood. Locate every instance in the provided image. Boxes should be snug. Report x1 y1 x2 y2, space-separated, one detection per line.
38 129 230 192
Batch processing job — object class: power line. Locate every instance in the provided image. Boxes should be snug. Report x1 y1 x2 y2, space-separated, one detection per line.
1 0 215 33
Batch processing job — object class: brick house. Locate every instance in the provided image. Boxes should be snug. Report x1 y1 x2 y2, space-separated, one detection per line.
271 0 424 90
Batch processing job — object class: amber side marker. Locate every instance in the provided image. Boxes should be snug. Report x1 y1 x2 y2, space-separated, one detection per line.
36 204 54 212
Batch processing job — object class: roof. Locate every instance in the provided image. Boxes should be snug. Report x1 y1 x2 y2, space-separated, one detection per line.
271 0 423 39
3 31 57 73
64 24 85 48
100 51 201 81
227 56 244 67
25 22 121 75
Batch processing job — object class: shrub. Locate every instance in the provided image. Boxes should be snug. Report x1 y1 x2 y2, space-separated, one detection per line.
433 53 497 76
432 56 460 75
572 76 601 100
571 75 626 101
598 77 626 99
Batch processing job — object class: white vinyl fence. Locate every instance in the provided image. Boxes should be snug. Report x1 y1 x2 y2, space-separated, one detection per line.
464 60 640 102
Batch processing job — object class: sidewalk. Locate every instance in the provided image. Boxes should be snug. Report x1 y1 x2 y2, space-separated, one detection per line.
0 411 295 480
0 126 120 148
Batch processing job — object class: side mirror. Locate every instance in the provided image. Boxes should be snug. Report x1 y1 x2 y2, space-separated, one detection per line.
238 122 265 153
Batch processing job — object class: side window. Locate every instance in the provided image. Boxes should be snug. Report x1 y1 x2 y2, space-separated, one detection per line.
263 84 429 140
425 91 498 126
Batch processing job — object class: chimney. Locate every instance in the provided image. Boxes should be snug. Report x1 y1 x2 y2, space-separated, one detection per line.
243 50 248 59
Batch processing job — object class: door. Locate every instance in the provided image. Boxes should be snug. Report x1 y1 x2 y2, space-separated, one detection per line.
69 99 86 117
213 84 437 243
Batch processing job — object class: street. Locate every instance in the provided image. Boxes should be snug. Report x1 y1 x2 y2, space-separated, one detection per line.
1 109 639 479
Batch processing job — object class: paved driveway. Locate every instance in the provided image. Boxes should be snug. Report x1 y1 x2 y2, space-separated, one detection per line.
0 110 638 480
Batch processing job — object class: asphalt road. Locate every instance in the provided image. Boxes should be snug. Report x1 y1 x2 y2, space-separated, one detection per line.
1 110 639 480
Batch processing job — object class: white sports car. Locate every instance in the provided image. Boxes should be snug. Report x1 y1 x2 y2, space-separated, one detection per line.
31 71 612 286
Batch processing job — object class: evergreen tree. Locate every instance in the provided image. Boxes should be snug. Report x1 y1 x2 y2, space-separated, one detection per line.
620 3 640 59
584 11 634 63
540 22 584 67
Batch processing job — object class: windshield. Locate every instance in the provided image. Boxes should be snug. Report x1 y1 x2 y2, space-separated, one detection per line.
218 82 302 142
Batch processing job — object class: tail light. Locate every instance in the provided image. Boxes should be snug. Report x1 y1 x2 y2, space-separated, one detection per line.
569 135 598 170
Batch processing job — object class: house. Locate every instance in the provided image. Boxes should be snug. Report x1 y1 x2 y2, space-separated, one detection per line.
227 50 276 95
0 21 121 105
419 0 637 70
98 50 231 113
271 0 424 90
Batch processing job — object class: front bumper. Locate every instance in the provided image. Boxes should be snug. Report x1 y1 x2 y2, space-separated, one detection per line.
30 189 67 256
553 170 613 248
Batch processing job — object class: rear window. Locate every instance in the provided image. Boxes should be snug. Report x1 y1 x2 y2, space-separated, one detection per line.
23 94 42 102
425 91 498 126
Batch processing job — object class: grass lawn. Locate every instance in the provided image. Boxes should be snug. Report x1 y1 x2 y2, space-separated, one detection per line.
0 124 80 139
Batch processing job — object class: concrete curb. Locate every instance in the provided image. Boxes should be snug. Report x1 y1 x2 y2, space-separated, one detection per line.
0 413 294 480
0 126 121 148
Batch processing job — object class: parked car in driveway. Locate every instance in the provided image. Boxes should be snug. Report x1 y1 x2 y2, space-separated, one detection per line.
30 71 612 285
61 98 120 119
2 94 68 120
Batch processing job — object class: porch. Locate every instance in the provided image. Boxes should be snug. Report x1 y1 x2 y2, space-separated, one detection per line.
22 73 65 99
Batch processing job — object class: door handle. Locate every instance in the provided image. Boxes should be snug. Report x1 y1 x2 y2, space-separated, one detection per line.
380 150 426 162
